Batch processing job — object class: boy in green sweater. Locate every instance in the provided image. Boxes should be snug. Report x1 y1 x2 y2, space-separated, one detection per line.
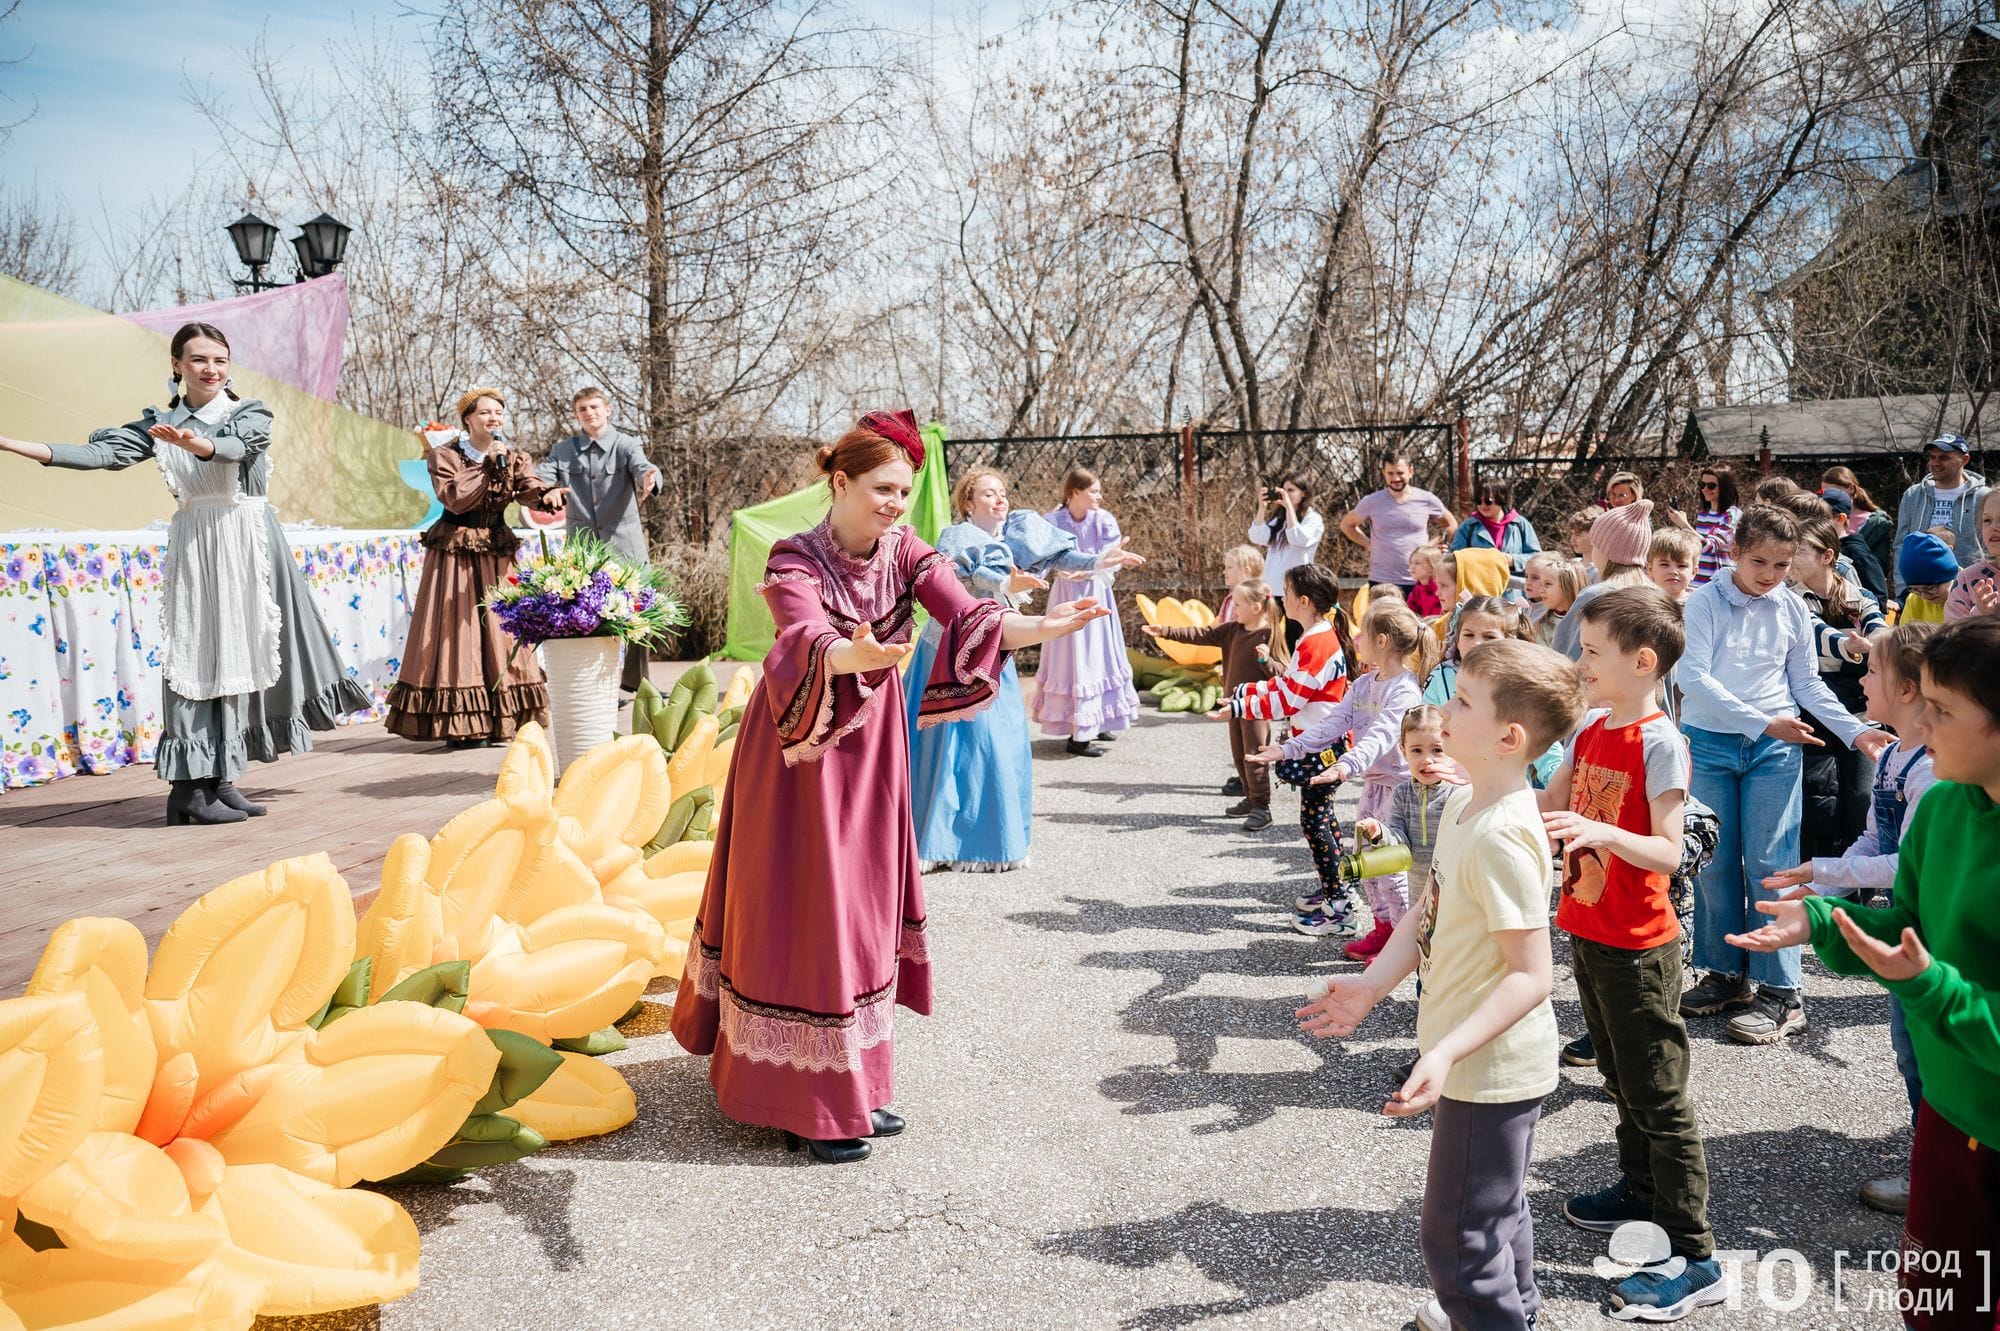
1728 615 2000 1330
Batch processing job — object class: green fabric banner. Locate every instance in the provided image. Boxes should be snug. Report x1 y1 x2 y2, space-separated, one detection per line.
718 421 951 663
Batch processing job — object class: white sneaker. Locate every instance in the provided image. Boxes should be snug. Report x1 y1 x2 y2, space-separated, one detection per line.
1415 1298 1451 1331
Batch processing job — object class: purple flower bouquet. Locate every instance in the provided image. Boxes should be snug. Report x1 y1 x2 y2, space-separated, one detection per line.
486 533 687 648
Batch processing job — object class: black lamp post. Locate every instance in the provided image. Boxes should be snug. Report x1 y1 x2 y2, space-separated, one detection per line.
227 209 352 290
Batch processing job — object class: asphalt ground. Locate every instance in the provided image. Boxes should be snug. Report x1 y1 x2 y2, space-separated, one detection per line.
279 707 1913 1331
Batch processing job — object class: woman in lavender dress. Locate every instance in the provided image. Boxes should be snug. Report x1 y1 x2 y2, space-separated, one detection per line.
1032 466 1143 756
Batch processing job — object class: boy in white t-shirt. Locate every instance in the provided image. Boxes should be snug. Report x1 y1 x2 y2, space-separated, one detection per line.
1300 639 1587 1331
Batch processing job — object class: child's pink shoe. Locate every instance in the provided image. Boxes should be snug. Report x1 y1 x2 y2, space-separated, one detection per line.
1343 919 1393 963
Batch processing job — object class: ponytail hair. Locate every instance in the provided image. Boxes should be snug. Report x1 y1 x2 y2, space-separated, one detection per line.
1283 562 1340 616
167 322 237 408
1238 578 1291 671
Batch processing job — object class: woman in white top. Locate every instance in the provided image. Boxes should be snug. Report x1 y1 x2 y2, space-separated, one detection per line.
1249 472 1325 648
0 322 370 825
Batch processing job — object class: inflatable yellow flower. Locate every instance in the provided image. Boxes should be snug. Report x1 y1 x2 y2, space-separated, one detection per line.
354 725 668 1141
0 854 500 1328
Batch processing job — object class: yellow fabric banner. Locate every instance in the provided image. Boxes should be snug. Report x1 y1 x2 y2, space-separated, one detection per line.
0 276 425 531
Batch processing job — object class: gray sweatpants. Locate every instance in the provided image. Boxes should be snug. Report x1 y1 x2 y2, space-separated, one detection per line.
1420 1094 1545 1330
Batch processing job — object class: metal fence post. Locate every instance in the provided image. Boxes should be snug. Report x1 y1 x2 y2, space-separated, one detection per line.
1454 416 1472 514
1181 421 1200 575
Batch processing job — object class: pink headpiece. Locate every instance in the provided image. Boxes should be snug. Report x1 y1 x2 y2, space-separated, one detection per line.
859 408 925 470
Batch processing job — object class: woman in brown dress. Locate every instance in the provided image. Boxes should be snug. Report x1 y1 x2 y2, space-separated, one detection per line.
386 387 566 748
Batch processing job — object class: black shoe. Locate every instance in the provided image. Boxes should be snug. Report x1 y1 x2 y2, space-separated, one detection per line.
1678 970 1755 1018
1225 798 1254 815
1222 776 1245 796
212 782 267 817
444 737 494 751
1065 739 1106 757
1096 730 1117 742
166 780 248 827
868 1109 905 1137
1390 1060 1416 1086
1243 808 1273 831
1564 1178 1651 1233
782 1131 871 1163
1561 1032 1597 1067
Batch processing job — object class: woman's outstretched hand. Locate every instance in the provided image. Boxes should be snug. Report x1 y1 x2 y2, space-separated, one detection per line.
837 623 911 673
1007 568 1049 597
1094 539 1147 572
1035 597 1110 642
147 423 210 455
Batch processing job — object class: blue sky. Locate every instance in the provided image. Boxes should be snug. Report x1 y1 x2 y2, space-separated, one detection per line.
0 0 1001 251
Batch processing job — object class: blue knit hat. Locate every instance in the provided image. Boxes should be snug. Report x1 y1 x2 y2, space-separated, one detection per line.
1899 532 1960 586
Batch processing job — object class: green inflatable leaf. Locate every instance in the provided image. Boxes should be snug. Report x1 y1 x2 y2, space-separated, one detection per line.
425 1114 549 1169
378 960 472 1013
307 958 374 1029
552 1025 627 1055
383 1161 476 1185
471 1030 564 1116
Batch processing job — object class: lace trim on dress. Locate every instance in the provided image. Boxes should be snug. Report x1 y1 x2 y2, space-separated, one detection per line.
897 918 931 965
717 981 896 1076
916 599 1007 728
688 938 721 1000
778 631 847 767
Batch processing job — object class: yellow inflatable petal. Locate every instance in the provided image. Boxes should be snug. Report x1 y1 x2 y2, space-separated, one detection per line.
702 737 735 792
206 1164 418 1317
16 1132 226 1264
601 858 703 979
354 834 445 1003
203 1004 498 1187
720 666 756 710
465 904 664 1042
0 1242 262 1331
26 918 156 1135
425 800 596 956
665 714 717 803
144 855 354 1098
0 993 104 1197
552 735 672 875
493 721 556 808
650 932 690 985
1187 597 1217 626
507 1050 637 1141
640 839 714 878
1135 593 1160 625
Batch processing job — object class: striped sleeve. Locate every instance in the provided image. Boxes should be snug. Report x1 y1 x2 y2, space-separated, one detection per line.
1234 640 1346 719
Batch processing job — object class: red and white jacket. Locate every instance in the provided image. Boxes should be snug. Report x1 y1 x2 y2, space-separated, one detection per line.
1229 620 1348 730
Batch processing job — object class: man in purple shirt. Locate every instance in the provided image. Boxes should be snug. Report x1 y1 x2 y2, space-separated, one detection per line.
1338 451 1455 589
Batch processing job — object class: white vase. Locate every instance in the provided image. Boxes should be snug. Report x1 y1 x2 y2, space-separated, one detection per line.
540 635 622 773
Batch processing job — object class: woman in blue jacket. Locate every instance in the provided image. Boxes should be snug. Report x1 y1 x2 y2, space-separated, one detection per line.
1448 478 1541 575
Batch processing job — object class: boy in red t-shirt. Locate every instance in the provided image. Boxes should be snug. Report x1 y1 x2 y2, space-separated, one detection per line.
1540 586 1727 1321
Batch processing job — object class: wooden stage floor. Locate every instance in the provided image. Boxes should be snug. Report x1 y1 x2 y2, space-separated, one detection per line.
0 662 755 992
0 722 522 991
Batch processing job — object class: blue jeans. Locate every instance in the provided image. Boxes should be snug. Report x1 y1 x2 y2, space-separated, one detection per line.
1685 726 1803 990
1887 995 1922 1126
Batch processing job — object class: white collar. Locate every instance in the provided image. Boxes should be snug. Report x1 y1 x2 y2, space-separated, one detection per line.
170 394 233 428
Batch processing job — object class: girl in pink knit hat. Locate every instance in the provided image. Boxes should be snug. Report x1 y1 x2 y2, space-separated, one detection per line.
1550 501 1654 659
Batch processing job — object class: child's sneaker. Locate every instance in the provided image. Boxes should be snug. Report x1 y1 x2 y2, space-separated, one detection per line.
1677 970 1754 1018
1725 987 1805 1045
1291 907 1358 939
1294 889 1329 913
1609 1255 1727 1321
1342 919 1393 962
1225 798 1254 816
1563 1178 1651 1233
1222 775 1244 796
1561 1032 1597 1067
1417 1299 1535 1330
1243 807 1273 831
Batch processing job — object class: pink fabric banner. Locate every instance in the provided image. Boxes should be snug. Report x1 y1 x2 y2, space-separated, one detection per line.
120 272 351 401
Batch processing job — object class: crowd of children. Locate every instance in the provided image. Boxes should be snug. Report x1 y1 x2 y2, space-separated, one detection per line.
1165 450 2000 1329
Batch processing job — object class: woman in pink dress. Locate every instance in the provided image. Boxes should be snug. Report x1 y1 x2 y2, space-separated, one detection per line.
1032 466 1142 755
670 411 1110 1163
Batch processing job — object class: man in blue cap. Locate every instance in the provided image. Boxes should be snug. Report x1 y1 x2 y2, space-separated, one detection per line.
1894 434 1986 594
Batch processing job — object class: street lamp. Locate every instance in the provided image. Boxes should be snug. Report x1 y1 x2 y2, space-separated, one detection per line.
225 213 280 291
226 210 351 290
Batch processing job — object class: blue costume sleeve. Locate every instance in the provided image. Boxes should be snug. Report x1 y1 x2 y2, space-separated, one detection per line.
1001 510 1090 576
936 521 1013 601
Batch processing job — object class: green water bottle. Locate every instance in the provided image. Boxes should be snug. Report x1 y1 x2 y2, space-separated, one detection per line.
1336 842 1413 881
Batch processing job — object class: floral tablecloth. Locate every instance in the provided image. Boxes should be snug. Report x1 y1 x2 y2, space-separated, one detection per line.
0 528 425 789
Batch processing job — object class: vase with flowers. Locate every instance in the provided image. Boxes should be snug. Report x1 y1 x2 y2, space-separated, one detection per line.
487 533 688 769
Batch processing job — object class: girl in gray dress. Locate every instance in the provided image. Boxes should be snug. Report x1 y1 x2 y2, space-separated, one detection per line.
0 322 370 824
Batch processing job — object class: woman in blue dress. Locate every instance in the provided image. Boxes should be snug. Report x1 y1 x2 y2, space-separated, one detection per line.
905 469 1142 871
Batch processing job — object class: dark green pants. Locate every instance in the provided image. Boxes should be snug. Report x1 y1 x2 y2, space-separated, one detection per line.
1571 935 1714 1258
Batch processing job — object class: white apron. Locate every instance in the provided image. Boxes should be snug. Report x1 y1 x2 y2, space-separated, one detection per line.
155 402 283 701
